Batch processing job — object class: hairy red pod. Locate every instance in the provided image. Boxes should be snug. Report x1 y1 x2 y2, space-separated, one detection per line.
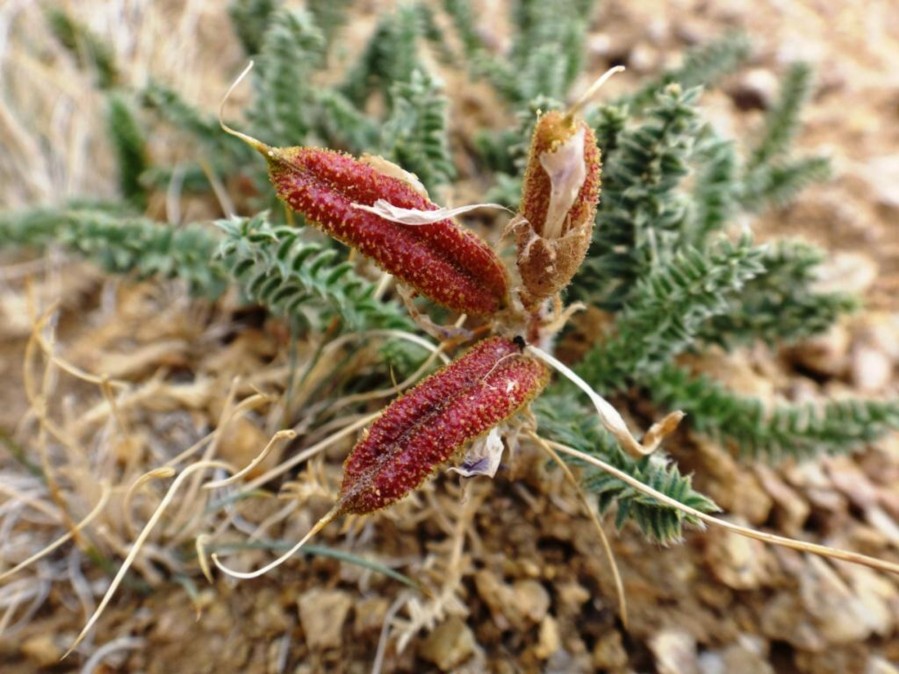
337 337 549 514
246 141 510 315
514 110 601 309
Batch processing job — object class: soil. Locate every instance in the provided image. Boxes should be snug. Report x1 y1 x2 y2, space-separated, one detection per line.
1 1 898 673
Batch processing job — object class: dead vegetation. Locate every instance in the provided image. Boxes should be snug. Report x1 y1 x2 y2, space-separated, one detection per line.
1 1 899 672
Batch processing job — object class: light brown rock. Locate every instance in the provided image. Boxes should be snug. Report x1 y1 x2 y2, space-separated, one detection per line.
704 522 771 590
649 629 699 674
851 344 893 393
800 556 873 644
21 633 63 667
353 596 389 635
418 615 477 672
592 630 628 670
790 324 851 377
474 571 550 630
297 588 353 650
534 615 561 660
698 635 774 674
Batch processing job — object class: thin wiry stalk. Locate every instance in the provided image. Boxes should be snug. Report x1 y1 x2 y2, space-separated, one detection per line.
65 460 236 658
79 635 146 674
532 435 628 628
234 413 379 497
123 468 176 540
0 484 111 583
204 429 297 489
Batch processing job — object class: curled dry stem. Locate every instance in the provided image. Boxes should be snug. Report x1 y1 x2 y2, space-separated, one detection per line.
163 377 246 539
325 338 449 411
24 308 83 541
202 411 389 579
0 480 60 520
540 435 899 576
79 635 146 674
566 65 626 120
64 460 235 659
235 412 379 496
195 534 214 584
291 329 447 419
0 580 41 636
371 594 410 674
211 507 339 580
397 285 473 342
167 377 270 535
530 434 628 629
123 467 177 540
526 345 684 458
219 60 270 155
0 483 112 583
23 308 83 456
34 330 127 391
165 391 272 468
203 429 297 490
98 375 131 439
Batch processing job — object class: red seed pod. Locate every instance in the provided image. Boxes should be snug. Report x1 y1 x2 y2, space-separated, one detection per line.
337 337 549 514
220 65 508 316
514 110 601 309
234 136 509 315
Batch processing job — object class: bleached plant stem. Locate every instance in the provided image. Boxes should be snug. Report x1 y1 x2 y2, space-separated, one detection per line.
526 345 683 458
64 460 234 658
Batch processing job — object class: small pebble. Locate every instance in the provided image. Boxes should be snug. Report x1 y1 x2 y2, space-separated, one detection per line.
21 634 63 667
730 68 779 110
790 324 850 377
418 616 477 672
297 588 352 650
851 344 893 393
704 523 771 590
592 630 628 669
649 628 699 674
534 615 561 660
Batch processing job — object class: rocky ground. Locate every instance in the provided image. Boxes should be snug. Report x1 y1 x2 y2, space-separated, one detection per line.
1 1 898 672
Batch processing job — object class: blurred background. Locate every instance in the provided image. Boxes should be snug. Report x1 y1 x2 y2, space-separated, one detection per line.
1 1 898 672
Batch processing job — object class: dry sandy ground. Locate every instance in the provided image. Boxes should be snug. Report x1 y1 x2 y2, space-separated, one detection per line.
1 1 898 672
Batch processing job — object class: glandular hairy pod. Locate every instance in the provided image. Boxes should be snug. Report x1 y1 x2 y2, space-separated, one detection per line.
229 133 510 315
337 337 549 514
514 110 601 309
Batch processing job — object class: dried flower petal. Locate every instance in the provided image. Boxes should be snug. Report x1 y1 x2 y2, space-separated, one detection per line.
338 337 549 514
514 111 601 309
448 426 505 478
352 199 511 225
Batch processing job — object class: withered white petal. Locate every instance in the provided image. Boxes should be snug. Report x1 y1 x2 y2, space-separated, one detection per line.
448 426 505 478
352 199 512 225
539 126 587 241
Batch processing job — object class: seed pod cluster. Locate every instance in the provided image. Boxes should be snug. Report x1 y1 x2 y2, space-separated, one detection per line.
218 64 606 525
260 144 510 316
513 110 601 310
337 337 549 514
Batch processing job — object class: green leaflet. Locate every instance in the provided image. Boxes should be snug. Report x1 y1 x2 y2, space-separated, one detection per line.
647 363 899 461
534 394 718 544
216 214 412 332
